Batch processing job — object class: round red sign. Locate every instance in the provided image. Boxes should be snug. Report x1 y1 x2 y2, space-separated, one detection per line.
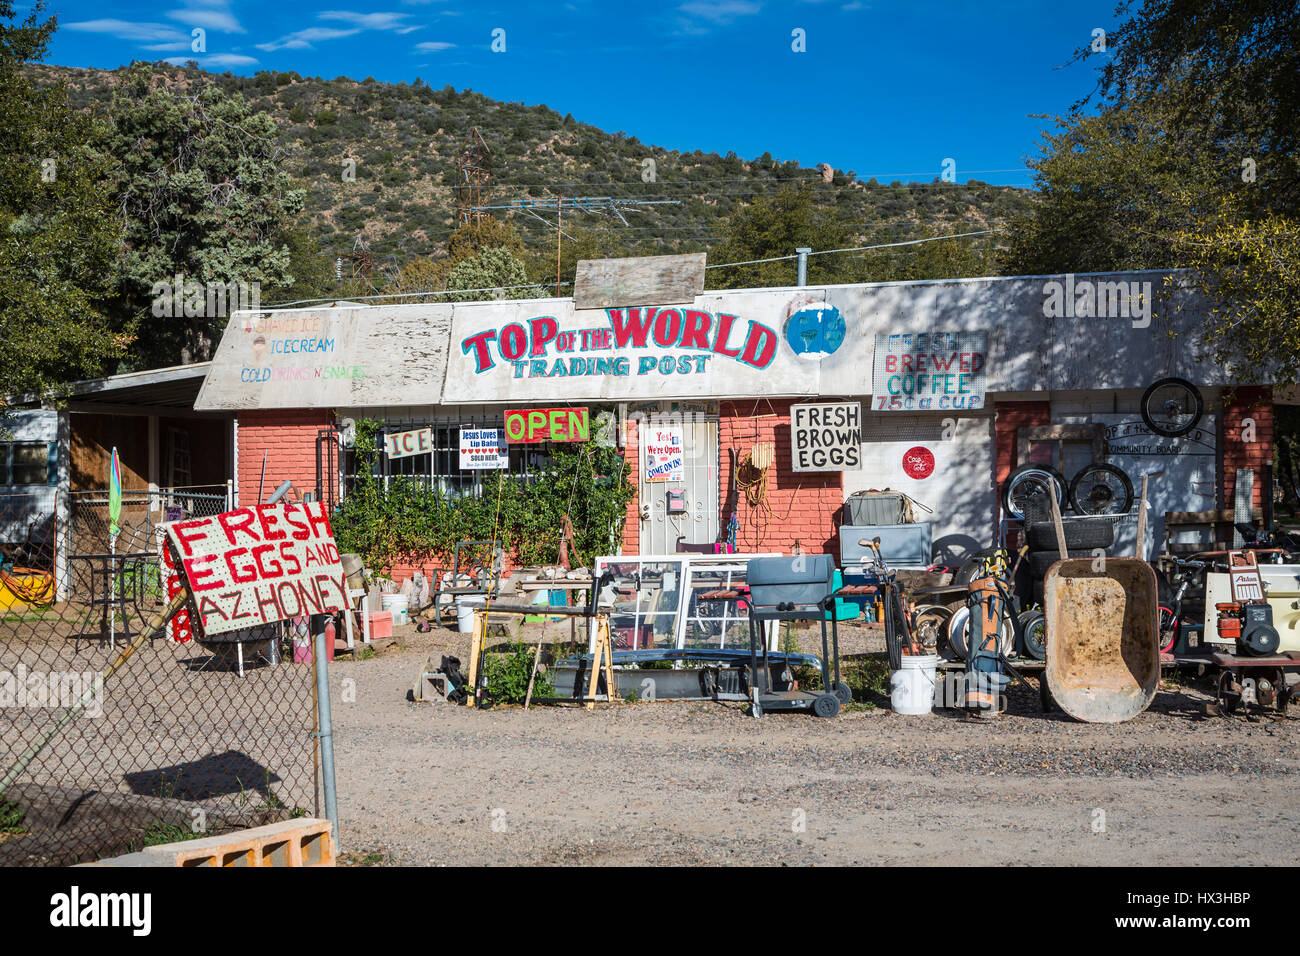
902 446 935 480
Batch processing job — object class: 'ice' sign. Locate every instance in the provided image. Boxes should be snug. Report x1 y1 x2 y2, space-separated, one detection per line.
162 502 349 636
791 402 861 471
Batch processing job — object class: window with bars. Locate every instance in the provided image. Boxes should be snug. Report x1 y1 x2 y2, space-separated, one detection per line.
342 421 552 497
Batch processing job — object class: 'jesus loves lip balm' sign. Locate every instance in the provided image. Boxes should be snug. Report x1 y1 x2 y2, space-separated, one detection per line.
162 502 350 637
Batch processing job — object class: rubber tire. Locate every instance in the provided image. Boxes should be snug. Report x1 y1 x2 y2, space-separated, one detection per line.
1025 519 1115 552
813 692 840 718
1002 464 1067 521
911 604 953 651
833 682 853 705
1019 609 1047 661
1028 549 1099 578
1069 463 1134 516
1141 376 1204 438
948 605 1015 660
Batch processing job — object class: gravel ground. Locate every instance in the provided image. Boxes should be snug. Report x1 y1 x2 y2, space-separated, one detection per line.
328 620 1300 866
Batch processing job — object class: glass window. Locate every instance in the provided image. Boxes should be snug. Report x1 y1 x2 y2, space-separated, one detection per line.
3 443 52 486
342 420 550 498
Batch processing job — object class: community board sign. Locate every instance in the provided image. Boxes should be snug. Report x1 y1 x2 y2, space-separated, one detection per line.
160 502 350 637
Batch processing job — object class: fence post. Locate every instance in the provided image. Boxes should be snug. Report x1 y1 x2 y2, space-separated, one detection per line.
313 622 340 848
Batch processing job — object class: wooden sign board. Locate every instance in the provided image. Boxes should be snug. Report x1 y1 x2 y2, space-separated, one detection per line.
384 427 432 460
504 407 589 443
573 253 706 310
791 402 862 471
162 502 349 637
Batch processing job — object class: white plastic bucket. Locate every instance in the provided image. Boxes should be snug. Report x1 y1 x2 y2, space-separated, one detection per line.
382 593 409 627
890 653 938 715
456 596 486 634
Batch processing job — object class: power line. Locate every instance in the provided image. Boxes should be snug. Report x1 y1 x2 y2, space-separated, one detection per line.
269 228 999 307
703 229 998 270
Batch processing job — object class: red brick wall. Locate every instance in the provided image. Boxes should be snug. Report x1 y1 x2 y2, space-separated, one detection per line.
235 409 334 507
719 400 843 555
1221 386 1274 510
620 417 641 554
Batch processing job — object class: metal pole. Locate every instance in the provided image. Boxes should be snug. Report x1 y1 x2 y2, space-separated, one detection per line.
795 247 811 286
313 621 340 846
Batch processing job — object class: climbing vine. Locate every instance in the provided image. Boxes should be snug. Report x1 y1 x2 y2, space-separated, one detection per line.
331 417 635 571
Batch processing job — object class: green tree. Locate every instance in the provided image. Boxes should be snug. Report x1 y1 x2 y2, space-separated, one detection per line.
447 217 526 263
707 186 854 290
107 63 306 365
0 0 124 399
261 226 338 305
1005 1 1300 384
445 246 542 301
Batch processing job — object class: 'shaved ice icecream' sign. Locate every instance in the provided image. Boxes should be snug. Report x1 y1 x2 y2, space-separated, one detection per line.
162 502 350 637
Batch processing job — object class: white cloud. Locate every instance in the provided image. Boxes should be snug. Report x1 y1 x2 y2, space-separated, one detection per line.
165 0 245 34
320 10 418 31
414 40 455 51
256 27 361 51
677 0 761 23
258 10 426 52
164 52 260 67
64 19 190 44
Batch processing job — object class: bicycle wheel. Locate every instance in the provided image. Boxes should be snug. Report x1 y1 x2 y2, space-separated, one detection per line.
1069 463 1134 516
1002 464 1067 521
1141 377 1204 438
1157 606 1179 654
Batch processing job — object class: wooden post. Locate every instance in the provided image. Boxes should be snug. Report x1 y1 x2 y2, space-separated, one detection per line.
466 608 486 709
1134 474 1151 559
1049 490 1069 560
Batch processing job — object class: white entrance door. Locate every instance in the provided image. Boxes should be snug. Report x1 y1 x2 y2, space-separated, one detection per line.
637 405 719 554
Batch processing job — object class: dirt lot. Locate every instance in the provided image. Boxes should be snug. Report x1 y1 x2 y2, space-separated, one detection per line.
330 621 1300 866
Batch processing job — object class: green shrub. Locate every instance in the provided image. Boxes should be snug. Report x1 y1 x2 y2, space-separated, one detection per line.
482 642 553 704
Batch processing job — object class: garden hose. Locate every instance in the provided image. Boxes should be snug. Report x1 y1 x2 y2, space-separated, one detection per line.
1 567 55 607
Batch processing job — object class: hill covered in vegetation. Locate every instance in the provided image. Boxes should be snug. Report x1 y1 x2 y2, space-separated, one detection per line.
32 61 1035 289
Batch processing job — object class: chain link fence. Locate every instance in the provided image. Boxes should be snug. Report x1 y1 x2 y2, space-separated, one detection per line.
1 489 319 866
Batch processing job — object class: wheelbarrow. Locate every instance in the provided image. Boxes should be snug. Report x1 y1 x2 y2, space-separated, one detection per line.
1042 558 1159 723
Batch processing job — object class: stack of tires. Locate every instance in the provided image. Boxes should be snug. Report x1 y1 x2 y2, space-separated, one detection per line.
1022 516 1117 606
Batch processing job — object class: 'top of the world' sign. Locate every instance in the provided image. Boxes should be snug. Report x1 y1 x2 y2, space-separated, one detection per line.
162 502 350 637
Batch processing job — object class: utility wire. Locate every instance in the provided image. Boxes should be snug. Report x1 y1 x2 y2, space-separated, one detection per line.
267 228 996 308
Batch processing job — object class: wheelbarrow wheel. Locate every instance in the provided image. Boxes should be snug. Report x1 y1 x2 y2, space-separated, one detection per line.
813 692 840 718
833 682 853 705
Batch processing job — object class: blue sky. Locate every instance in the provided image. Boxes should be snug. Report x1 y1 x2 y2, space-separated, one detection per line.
39 0 1123 186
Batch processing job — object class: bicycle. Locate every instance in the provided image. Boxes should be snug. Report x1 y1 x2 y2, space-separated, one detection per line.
856 536 922 671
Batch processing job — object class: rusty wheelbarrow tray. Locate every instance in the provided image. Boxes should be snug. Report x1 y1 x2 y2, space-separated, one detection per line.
1043 558 1159 723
